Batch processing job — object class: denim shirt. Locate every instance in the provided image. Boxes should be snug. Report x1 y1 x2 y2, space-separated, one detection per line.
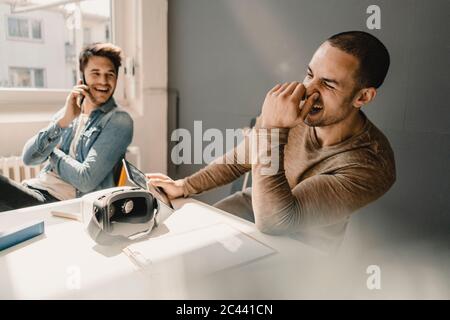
22 97 133 198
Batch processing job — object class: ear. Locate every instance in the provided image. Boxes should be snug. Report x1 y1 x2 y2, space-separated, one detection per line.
352 87 377 109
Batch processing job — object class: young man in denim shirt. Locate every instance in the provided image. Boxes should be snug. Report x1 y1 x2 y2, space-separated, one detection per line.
0 43 133 212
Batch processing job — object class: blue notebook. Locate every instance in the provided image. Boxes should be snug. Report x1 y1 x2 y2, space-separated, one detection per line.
0 220 45 251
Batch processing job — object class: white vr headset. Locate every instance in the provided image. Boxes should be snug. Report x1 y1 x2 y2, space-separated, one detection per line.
83 186 174 245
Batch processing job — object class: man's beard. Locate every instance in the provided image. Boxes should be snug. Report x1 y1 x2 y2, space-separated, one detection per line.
91 88 115 106
304 110 349 127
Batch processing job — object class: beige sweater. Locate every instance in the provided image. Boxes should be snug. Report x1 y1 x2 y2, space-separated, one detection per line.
183 112 396 250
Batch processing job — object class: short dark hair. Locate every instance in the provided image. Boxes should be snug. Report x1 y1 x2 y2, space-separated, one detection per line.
327 31 390 89
79 42 123 75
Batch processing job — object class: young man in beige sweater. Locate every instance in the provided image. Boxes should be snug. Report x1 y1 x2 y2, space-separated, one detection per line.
148 31 396 251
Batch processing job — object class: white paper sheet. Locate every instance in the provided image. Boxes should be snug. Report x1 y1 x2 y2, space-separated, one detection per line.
123 223 276 276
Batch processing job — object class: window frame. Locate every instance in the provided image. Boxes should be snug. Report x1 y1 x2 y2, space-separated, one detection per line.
0 0 120 121
0 0 168 175
0 0 163 122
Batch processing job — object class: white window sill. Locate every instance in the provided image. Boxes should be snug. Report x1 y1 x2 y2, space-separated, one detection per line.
0 112 55 124
0 88 69 105
0 88 67 123
0 88 138 124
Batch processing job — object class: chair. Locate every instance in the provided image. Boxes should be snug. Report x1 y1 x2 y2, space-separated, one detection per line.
113 158 128 187
114 147 143 187
117 164 128 186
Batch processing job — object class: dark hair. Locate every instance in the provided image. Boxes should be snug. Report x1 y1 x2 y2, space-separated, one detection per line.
79 42 123 75
327 31 390 89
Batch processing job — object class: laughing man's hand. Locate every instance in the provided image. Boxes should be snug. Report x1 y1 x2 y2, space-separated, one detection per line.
260 82 319 129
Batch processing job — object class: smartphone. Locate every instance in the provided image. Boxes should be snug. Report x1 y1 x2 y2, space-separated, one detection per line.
122 159 173 209
77 73 87 108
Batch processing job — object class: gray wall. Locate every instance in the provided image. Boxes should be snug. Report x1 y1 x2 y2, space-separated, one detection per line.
168 0 450 248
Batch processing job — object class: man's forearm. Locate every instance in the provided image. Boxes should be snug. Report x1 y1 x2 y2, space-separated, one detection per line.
250 128 298 234
22 122 64 166
183 162 250 197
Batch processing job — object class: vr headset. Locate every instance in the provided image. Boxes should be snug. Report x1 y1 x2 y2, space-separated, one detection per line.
86 187 173 245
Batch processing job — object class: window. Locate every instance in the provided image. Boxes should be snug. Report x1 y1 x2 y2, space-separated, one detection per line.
9 67 46 88
7 17 42 40
34 69 45 87
1 0 112 90
8 17 29 38
31 20 42 39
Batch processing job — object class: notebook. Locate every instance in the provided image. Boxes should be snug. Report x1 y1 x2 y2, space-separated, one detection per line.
123 223 276 276
0 220 45 251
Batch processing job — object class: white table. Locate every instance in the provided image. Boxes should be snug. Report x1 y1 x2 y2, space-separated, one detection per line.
0 197 322 299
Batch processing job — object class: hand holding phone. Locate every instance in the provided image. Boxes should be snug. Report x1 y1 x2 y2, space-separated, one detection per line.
58 78 86 128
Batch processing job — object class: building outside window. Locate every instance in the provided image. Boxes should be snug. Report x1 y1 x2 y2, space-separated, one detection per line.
0 0 111 89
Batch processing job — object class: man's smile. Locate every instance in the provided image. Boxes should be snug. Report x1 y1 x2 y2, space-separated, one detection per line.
93 86 110 93
309 103 324 115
